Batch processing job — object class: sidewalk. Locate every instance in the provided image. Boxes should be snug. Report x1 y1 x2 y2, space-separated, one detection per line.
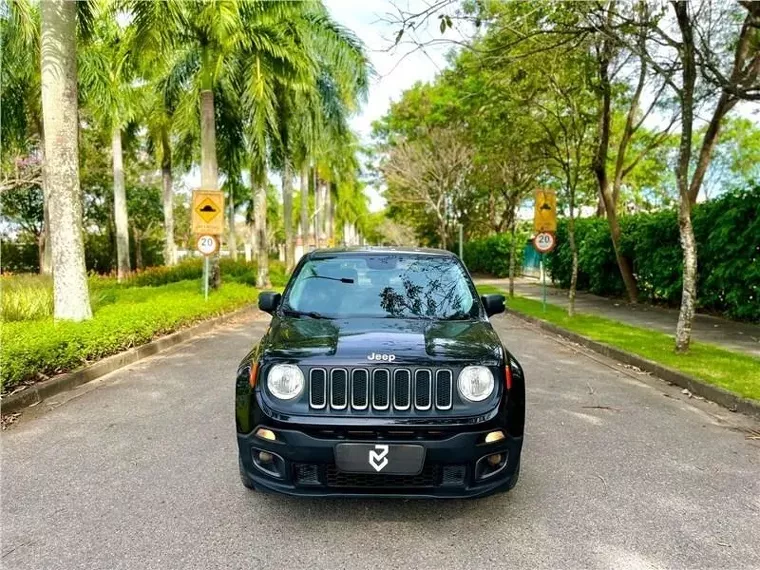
475 276 760 358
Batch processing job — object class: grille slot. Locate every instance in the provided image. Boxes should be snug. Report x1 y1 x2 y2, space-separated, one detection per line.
331 368 348 409
393 369 411 410
326 465 439 488
310 368 327 409
415 369 432 410
372 369 390 410
441 465 466 486
435 370 453 410
351 369 369 410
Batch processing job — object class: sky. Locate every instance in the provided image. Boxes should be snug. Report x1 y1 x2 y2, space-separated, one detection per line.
323 0 459 211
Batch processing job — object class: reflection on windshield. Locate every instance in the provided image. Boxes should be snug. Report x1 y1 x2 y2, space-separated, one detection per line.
284 255 477 320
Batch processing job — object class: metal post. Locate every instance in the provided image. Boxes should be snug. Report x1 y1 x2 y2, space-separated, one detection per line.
203 256 209 302
458 224 463 259
541 253 546 312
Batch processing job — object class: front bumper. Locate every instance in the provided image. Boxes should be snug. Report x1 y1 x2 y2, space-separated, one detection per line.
237 425 523 499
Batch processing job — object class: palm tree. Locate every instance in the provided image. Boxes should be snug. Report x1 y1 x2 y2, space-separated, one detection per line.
40 0 92 320
269 4 370 266
79 12 137 280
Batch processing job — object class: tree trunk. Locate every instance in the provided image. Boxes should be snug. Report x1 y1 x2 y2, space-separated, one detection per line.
228 190 237 260
326 183 334 246
200 88 220 289
40 0 92 321
300 164 309 254
283 162 294 272
314 175 322 248
508 214 517 298
567 189 578 317
40 133 52 275
111 126 130 281
160 128 176 265
254 183 270 288
133 227 144 270
673 1 697 353
675 200 698 352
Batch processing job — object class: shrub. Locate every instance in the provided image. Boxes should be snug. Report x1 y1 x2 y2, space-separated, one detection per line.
0 281 257 391
545 184 759 322
463 232 527 277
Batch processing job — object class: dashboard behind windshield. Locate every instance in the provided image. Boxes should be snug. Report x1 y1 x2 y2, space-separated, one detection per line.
283 255 479 320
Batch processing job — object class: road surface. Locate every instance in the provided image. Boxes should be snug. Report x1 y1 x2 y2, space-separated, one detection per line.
2 312 759 570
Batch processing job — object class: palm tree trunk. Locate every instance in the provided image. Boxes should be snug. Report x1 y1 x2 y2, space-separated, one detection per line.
200 88 220 289
40 0 91 321
228 192 238 260
40 131 52 275
314 174 322 248
111 125 131 281
254 183 270 288
133 227 144 270
300 164 309 254
160 128 176 265
325 183 334 245
283 162 294 272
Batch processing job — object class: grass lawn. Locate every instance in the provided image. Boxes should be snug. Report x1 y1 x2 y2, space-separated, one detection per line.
1 279 258 393
478 284 760 402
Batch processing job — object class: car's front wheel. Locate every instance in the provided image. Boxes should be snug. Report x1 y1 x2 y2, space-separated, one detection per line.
239 457 256 491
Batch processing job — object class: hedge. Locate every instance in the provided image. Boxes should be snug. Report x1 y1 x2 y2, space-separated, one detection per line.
0 280 258 392
546 185 759 322
462 231 528 277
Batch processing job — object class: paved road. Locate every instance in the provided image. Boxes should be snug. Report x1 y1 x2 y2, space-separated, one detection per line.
3 312 759 570
476 277 760 357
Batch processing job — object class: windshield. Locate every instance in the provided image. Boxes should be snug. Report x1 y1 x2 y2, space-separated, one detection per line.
283 255 478 320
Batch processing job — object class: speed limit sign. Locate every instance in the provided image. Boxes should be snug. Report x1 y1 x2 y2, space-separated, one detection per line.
196 234 219 256
533 232 556 253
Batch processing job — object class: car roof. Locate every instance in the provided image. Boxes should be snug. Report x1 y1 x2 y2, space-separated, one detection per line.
306 246 457 259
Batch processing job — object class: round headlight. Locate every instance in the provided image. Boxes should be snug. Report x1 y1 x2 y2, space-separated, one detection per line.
267 364 304 400
457 366 495 402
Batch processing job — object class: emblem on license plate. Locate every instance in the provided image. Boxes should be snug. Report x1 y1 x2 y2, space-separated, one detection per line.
368 444 389 472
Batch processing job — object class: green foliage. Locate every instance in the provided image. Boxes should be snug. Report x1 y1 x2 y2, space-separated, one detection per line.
1 274 53 321
0 281 257 391
463 232 526 277
476 285 760 402
546 185 760 322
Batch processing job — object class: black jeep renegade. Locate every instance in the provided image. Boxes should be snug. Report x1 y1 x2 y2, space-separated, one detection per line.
235 247 525 498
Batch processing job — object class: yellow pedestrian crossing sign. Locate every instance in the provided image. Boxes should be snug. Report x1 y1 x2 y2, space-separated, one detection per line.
533 189 557 233
192 190 224 235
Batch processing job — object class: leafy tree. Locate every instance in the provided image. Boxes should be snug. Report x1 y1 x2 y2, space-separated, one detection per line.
79 8 140 280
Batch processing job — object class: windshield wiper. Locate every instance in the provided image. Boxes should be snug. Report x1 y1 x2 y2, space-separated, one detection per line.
303 275 355 284
440 311 473 321
282 308 332 320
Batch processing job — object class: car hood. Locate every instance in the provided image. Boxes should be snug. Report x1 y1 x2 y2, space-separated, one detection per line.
262 316 503 364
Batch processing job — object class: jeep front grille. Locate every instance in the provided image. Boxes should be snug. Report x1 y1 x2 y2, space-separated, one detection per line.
307 367 457 412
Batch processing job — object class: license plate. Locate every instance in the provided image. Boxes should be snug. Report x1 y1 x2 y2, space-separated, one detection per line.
334 443 425 475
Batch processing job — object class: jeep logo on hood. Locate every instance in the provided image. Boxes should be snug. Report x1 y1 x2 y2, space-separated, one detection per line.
367 352 396 363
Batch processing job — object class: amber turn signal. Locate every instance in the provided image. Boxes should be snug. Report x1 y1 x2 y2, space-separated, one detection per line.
255 428 276 441
249 362 259 387
485 430 505 443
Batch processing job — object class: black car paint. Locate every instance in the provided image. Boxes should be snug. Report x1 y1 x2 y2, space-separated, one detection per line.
235 248 525 498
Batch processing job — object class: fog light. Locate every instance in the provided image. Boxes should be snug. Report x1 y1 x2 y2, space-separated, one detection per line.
258 451 273 463
487 453 502 466
255 428 276 441
485 430 505 443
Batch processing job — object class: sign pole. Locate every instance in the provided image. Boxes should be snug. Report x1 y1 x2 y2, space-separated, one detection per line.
203 256 209 302
541 253 547 313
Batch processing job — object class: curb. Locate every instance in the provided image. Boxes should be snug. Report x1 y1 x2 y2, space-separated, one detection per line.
505 308 760 421
1 306 259 415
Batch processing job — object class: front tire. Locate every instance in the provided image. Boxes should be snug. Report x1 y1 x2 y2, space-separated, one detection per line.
239 457 256 491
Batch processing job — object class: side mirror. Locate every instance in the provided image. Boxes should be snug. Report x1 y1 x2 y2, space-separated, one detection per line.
258 291 281 315
481 294 506 317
